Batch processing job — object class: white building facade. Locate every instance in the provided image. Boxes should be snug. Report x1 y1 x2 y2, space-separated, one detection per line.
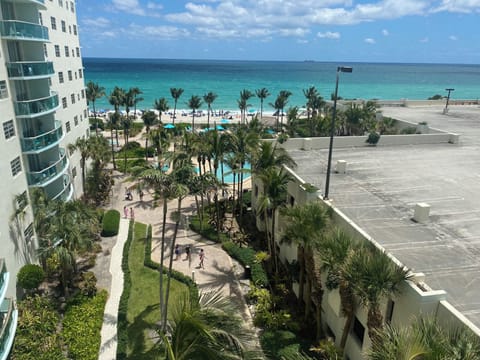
0 0 88 357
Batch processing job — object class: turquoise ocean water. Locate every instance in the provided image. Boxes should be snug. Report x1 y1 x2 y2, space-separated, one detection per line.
83 58 480 112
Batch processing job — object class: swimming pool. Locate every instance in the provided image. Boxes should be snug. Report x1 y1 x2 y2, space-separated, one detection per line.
197 161 251 184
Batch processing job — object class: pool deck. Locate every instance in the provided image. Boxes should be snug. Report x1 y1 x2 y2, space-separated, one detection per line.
286 104 480 329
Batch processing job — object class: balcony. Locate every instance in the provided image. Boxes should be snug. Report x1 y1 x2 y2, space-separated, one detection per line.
14 92 59 118
52 176 73 201
0 20 48 41
7 61 54 80
27 148 68 186
21 121 64 153
0 299 18 360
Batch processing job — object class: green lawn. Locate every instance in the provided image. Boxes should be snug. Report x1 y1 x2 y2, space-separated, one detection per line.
126 222 188 359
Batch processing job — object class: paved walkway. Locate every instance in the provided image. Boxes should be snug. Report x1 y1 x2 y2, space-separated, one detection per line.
96 172 257 359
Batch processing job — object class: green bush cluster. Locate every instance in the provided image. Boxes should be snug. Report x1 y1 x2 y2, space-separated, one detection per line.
17 264 44 291
260 330 309 359
101 209 120 237
117 220 133 360
11 295 64 360
63 290 108 360
189 215 229 243
222 241 268 287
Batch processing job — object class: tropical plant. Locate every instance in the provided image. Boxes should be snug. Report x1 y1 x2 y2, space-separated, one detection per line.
170 88 184 124
366 131 381 145
130 86 143 118
17 264 45 292
203 91 218 128
86 81 105 132
109 86 125 146
68 137 90 194
256 87 270 120
238 89 254 124
154 97 169 123
142 110 157 160
187 95 203 130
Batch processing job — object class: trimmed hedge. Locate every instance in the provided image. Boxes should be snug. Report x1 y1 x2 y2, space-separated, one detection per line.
222 241 268 287
116 220 133 360
17 264 44 291
101 209 120 237
63 290 108 360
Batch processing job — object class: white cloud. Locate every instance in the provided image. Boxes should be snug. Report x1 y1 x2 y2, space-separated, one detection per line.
101 31 116 37
432 0 480 13
82 17 111 28
364 37 376 44
449 35 458 40
297 39 309 44
317 31 341 39
382 29 389 36
147 2 163 10
111 0 145 16
128 24 191 39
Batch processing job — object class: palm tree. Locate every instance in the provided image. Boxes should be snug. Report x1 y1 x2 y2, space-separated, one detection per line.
170 88 184 124
237 89 254 124
68 137 91 194
251 141 296 176
109 86 125 146
303 86 318 136
319 229 358 348
159 291 251 359
369 317 480 360
131 86 143 119
281 202 329 325
203 92 217 128
86 81 105 133
345 245 412 343
106 111 119 169
187 95 202 130
255 88 270 121
278 90 292 129
257 167 291 274
142 110 157 161
154 97 169 123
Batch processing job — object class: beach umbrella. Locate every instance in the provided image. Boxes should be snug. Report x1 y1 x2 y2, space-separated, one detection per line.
220 118 230 123
266 129 275 135
216 125 225 131
163 123 175 129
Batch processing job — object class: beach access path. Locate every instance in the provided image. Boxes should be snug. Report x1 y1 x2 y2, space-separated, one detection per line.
95 170 257 359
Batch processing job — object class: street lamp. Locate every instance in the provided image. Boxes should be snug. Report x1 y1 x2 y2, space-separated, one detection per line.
324 66 353 200
443 88 455 114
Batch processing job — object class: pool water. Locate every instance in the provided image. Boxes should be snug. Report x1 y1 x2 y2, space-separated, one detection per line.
197 161 251 184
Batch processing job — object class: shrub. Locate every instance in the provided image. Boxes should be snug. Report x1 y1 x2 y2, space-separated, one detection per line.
79 271 97 297
260 330 303 359
366 131 380 145
63 290 108 360
101 209 120 237
17 264 44 291
401 126 417 134
222 241 268 287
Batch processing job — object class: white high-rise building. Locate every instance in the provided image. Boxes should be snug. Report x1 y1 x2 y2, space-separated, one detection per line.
0 0 88 356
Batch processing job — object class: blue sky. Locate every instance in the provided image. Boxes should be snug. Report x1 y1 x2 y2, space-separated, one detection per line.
76 0 480 64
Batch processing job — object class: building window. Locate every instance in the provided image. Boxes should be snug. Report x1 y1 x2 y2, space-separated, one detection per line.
74 115 78 126
50 16 56 30
65 46 69 57
84 109 87 118
71 1 75 12
43 44 48 57
54 45 60 57
71 94 75 104
69 25 71 34
61 20 66 32
79 69 83 78
62 97 67 108
289 195 295 207
24 223 34 243
73 24 77 35
3 120 15 139
352 317 365 345
76 47 80 57
39 13 43 25
86 128 90 137
81 89 85 99
58 0 63 7
0 81 8 99
58 71 64 83
77 93 80 101
11 156 22 176
72 166 77 178
68 70 72 81
16 191 28 211
66 121 71 132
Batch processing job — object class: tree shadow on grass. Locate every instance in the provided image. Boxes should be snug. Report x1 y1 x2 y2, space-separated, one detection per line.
126 303 162 360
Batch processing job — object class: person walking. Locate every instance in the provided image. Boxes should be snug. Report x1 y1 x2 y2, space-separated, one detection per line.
130 207 135 220
198 249 205 269
184 245 191 261
174 244 180 260
123 206 128 218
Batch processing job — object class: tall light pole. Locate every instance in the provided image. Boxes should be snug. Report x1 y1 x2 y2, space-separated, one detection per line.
443 88 455 114
324 66 352 200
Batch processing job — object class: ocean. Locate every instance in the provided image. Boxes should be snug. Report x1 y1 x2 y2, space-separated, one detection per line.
83 58 480 112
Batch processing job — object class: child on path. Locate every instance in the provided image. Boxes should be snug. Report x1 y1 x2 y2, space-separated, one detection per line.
198 249 205 269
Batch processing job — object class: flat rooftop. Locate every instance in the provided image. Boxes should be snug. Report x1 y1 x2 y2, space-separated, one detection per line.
287 105 480 328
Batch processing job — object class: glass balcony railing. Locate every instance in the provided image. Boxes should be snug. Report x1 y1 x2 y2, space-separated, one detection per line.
0 299 17 359
52 176 73 201
21 121 63 152
14 92 59 117
27 148 68 186
0 20 48 41
0 260 6 299
7 61 54 79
